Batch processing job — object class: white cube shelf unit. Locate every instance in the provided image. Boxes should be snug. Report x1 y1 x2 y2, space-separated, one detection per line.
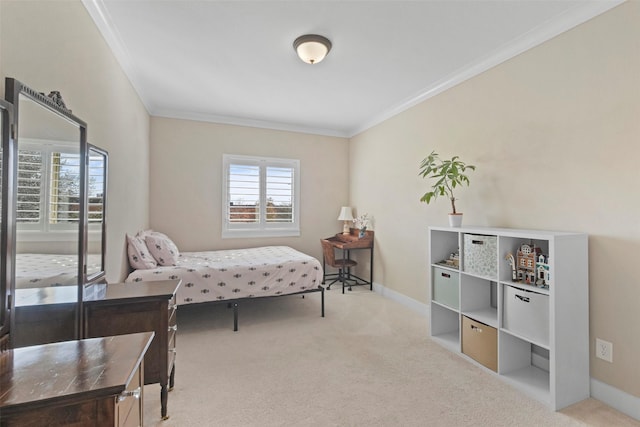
429 226 589 410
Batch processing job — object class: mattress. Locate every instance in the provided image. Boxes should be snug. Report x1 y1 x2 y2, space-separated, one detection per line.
125 246 323 305
15 253 102 289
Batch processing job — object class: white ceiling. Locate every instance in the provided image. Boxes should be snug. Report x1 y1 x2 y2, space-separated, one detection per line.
82 0 622 138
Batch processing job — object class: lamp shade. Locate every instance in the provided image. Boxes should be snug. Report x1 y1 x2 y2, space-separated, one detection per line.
293 34 332 64
337 206 353 221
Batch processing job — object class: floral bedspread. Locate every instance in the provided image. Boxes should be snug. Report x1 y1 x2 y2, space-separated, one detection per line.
16 253 102 289
125 246 323 305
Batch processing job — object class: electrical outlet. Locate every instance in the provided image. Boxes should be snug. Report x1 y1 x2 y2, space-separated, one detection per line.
595 338 613 363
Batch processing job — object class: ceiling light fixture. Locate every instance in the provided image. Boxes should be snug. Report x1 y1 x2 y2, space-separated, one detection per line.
293 34 332 65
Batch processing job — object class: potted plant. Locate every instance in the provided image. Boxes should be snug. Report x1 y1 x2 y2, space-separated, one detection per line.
419 151 475 227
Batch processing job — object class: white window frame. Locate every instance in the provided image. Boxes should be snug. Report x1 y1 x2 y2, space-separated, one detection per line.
222 154 300 239
16 139 82 241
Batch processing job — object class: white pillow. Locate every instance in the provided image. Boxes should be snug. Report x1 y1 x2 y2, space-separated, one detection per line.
127 233 157 270
144 232 180 266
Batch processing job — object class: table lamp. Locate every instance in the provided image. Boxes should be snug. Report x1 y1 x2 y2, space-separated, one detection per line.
337 206 353 235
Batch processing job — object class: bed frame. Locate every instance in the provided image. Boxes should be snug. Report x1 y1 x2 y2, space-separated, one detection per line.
125 246 325 331
224 285 325 331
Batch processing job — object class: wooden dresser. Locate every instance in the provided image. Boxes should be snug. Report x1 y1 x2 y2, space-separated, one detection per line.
0 332 153 426
12 286 78 348
83 280 180 420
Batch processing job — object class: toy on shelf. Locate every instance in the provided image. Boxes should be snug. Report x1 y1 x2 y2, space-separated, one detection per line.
437 251 459 269
506 244 550 289
536 253 550 288
505 252 517 280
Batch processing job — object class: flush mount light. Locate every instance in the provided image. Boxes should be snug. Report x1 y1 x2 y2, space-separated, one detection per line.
293 34 332 64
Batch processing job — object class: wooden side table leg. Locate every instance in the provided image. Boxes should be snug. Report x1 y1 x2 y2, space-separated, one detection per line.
370 246 374 291
342 248 347 294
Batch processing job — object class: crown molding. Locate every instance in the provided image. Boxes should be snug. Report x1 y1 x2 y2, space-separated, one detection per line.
82 0 153 112
151 108 350 138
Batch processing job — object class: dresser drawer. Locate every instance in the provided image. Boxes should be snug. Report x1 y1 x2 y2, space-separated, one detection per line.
116 360 143 427
167 303 177 377
168 295 177 314
167 305 177 350
168 331 177 376
168 304 177 328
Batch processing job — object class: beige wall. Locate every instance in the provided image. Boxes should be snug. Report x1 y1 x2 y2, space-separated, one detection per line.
0 0 150 281
350 2 640 397
149 117 349 261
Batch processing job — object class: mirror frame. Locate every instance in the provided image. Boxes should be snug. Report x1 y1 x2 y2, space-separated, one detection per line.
86 143 107 284
5 78 88 339
0 98 15 343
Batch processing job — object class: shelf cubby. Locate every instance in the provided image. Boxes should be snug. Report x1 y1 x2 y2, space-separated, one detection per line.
429 303 459 352
429 229 459 267
499 236 550 287
460 275 497 328
499 331 550 405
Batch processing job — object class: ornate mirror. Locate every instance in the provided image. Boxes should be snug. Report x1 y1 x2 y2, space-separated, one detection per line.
0 98 14 347
5 78 88 346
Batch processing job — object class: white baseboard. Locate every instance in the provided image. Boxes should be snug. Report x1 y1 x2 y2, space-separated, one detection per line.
373 282 640 422
372 281 429 317
590 378 640 421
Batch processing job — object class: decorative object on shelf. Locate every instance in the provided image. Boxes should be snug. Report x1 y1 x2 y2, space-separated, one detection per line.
536 254 550 289
353 213 371 238
508 244 550 289
437 251 460 269
418 151 475 227
293 34 332 64
337 206 353 235
505 252 517 280
516 244 541 285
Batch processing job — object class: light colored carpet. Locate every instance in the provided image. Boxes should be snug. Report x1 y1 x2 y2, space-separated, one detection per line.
142 288 639 426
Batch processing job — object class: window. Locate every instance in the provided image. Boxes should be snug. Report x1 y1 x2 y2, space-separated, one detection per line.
87 150 106 226
16 140 104 235
222 154 300 238
17 144 82 231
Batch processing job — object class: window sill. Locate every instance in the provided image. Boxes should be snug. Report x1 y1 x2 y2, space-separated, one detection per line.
16 230 79 242
222 229 300 239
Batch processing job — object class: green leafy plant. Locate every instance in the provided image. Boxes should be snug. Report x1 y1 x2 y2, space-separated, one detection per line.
419 151 475 214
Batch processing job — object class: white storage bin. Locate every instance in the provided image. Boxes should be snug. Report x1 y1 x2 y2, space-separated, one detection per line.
503 285 549 347
432 267 459 309
463 234 497 278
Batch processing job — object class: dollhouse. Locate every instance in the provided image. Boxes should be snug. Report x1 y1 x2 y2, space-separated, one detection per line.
506 244 550 288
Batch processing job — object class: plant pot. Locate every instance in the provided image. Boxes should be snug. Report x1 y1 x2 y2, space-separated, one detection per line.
448 213 463 227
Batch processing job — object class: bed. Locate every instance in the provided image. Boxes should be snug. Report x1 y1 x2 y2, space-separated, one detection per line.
15 253 102 289
125 245 325 330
